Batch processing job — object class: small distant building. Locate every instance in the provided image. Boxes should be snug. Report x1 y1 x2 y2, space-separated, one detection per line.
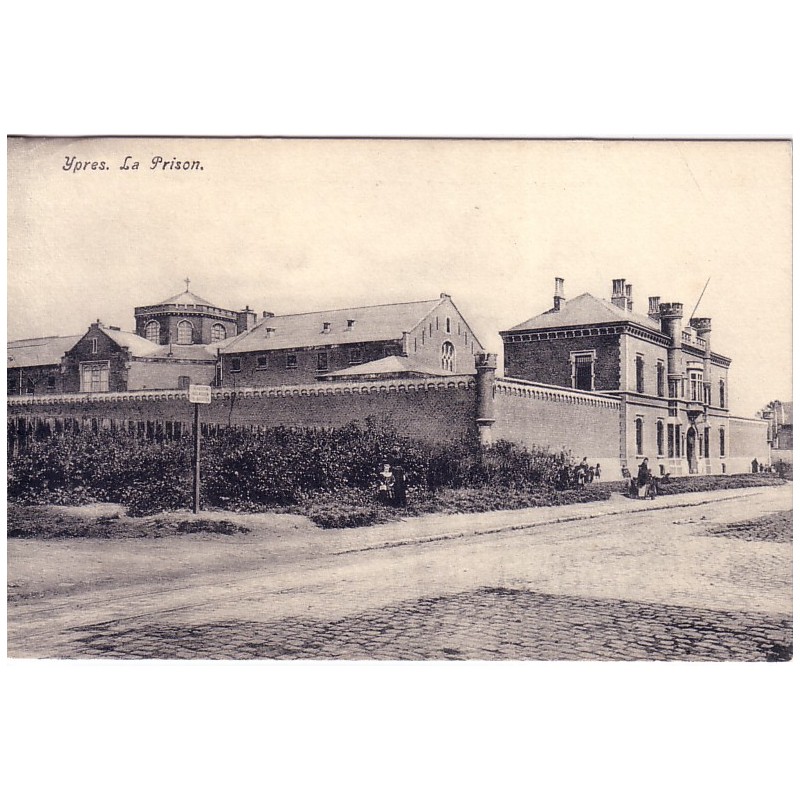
7 334 82 395
61 321 219 393
219 293 483 387
761 400 792 459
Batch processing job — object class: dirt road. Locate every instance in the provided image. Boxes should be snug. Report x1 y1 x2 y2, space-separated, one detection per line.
7 485 792 659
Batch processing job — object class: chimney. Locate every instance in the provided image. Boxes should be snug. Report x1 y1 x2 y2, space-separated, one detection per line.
322 321 332 334
625 283 633 312
236 306 257 335
648 296 661 321
611 278 627 309
262 310 274 318
553 277 565 311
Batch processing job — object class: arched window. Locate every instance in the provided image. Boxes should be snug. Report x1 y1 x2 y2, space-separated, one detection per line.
145 320 160 343
441 341 455 372
211 323 227 342
177 320 193 345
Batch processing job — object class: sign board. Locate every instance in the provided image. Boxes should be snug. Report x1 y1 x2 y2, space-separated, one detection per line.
188 384 212 404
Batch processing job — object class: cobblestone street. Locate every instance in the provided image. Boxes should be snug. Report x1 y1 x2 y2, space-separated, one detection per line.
71 588 792 661
7 484 793 661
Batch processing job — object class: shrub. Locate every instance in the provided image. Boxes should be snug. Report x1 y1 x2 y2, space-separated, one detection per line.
7 422 592 519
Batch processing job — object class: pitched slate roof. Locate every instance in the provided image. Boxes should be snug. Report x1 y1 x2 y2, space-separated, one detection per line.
98 329 217 361
7 334 83 368
223 298 446 354
100 328 162 357
504 292 663 334
321 355 457 380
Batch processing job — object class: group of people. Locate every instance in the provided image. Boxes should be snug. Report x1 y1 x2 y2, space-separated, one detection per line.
751 458 776 474
622 457 659 499
556 457 602 490
377 459 407 507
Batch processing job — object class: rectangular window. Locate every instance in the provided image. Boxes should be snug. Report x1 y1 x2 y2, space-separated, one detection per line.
231 357 242 372
286 353 298 369
571 351 595 391
668 424 675 458
47 375 56 391
657 420 664 456
656 362 665 397
635 355 645 394
719 380 726 408
676 425 683 457
703 427 710 458
689 372 703 402
79 362 110 393
256 355 268 370
317 351 329 372
178 376 190 390
90 338 98 354
719 428 726 457
635 417 644 455
348 347 363 365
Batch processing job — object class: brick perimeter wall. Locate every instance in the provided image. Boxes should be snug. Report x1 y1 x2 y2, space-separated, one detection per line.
728 416 771 473
491 379 622 478
7 379 477 446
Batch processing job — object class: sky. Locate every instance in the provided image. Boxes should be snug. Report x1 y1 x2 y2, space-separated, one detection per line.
7 137 791 416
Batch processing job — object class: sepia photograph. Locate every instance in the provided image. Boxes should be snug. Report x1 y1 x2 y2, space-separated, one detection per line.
6 137 792 662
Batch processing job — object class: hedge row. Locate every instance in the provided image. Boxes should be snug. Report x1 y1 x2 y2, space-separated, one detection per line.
7 422 579 516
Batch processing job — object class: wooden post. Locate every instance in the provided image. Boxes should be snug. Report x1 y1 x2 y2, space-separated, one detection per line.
193 401 201 514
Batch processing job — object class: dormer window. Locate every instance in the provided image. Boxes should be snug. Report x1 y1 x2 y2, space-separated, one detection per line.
347 319 356 330
322 321 332 334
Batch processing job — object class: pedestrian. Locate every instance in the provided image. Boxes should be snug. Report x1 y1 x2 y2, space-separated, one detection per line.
636 458 650 499
587 464 595 483
378 462 395 505
595 463 602 482
751 457 759 473
558 463 571 491
391 453 407 507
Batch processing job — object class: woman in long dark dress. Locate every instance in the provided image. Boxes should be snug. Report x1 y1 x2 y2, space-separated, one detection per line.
391 461 407 507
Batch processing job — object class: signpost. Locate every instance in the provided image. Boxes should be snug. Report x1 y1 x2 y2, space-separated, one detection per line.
188 384 212 513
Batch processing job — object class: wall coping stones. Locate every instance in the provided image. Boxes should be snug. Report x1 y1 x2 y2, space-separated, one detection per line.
495 377 621 409
7 375 477 407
